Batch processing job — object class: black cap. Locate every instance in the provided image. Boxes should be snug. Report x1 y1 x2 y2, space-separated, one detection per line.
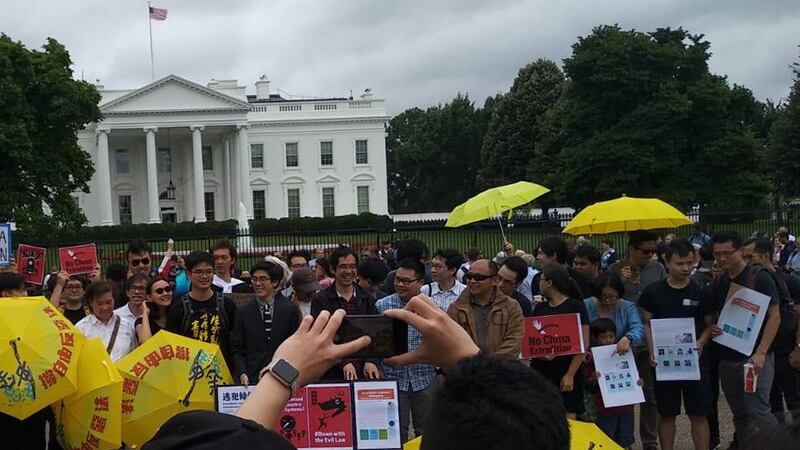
142 410 295 450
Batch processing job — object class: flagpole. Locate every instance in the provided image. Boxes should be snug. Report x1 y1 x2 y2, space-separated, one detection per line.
148 1 155 81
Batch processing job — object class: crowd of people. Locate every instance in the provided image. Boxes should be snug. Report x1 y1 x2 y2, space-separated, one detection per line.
2 227 800 449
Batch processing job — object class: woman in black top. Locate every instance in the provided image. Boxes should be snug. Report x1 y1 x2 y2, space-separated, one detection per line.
135 278 173 343
531 265 591 419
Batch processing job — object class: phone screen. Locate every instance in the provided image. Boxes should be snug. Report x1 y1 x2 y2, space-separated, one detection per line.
334 315 408 358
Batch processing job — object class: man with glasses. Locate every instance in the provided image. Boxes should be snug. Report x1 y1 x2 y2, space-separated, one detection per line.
127 239 153 277
423 249 466 312
114 273 148 340
447 259 523 358
311 246 380 380
376 258 437 442
167 251 238 372
50 272 91 324
282 250 311 298
497 256 534 317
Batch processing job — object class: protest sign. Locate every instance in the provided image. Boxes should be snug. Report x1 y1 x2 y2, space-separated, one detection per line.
17 244 46 285
591 344 645 408
214 384 256 415
58 244 97 275
353 381 401 449
0 223 11 267
522 313 585 359
651 318 701 381
713 283 770 357
307 383 354 449
278 390 312 449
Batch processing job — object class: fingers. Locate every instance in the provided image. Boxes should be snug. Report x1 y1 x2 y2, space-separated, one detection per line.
297 314 314 334
321 309 346 341
310 310 330 335
384 347 425 367
333 336 371 359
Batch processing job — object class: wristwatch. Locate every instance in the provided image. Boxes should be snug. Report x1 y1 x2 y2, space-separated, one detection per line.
262 359 300 396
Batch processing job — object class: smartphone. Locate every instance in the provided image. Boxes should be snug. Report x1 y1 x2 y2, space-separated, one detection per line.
334 315 408 358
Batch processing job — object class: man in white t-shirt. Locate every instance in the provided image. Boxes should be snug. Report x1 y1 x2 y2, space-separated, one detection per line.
211 239 244 293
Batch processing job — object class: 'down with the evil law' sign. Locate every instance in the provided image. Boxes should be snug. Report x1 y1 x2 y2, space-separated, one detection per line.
522 313 585 359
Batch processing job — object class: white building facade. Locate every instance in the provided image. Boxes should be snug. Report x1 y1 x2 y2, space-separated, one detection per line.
76 75 390 225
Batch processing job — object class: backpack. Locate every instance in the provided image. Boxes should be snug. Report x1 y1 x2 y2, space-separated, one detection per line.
180 292 230 338
745 266 798 338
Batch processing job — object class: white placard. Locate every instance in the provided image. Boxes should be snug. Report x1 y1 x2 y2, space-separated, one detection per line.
353 380 402 449
0 224 10 267
713 283 771 357
591 344 645 408
215 384 257 415
651 318 701 381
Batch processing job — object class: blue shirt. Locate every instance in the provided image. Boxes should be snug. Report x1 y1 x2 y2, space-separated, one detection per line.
421 281 467 311
375 294 436 392
584 297 645 347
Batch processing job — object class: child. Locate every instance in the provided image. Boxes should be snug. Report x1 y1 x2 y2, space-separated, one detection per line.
586 318 639 449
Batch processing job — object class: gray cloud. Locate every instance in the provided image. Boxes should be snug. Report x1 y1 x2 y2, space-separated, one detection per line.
2 0 798 113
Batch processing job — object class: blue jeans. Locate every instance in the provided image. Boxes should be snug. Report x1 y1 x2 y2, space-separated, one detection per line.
597 411 635 447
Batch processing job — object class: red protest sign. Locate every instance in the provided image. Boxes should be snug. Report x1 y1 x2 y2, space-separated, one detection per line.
522 313 585 359
277 390 311 449
17 244 46 285
307 384 353 448
59 244 97 275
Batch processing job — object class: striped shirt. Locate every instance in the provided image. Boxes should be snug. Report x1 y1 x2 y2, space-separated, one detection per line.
422 280 467 311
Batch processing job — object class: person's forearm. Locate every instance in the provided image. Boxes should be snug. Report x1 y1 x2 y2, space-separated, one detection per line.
235 374 292 429
645 324 654 357
565 353 584 378
50 284 63 307
756 307 781 354
137 319 152 343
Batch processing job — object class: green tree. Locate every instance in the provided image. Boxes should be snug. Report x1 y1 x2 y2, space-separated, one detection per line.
477 59 564 190
0 35 102 231
768 56 800 197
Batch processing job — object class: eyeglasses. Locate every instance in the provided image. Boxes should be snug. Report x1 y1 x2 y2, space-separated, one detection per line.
128 285 146 293
395 277 421 285
289 263 308 269
153 287 173 295
336 264 357 271
635 247 655 256
65 284 83 290
190 269 215 277
712 249 739 259
252 276 272 284
130 257 150 267
465 273 494 282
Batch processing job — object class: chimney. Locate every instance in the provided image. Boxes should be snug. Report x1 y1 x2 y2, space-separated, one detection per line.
360 88 373 99
255 75 270 101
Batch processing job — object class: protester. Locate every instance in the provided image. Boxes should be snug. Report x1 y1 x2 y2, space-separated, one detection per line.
308 248 326 270
211 239 244 293
76 281 138 362
115 273 148 335
166 251 238 372
584 273 645 354
135 277 172 343
51 272 91 324
127 239 154 277
531 265 590 419
692 243 716 286
422 248 466 311
382 238 431 295
314 257 335 289
536 236 591 299
0 272 27 297
689 224 711 248
311 246 380 380
456 247 482 283
573 244 602 293
497 256 535 317
286 250 310 272
232 261 301 386
639 239 713 450
378 241 392 261
777 230 796 272
446 259 523 359
601 239 619 272
288 267 319 317
376 258 436 442
708 231 782 444
356 257 388 299
106 263 129 307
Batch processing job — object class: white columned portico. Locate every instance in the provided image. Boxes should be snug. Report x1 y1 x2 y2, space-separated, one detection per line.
223 138 232 219
237 124 253 219
190 125 206 223
96 128 114 226
144 127 160 223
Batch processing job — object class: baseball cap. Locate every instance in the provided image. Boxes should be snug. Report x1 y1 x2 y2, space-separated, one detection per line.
290 267 320 294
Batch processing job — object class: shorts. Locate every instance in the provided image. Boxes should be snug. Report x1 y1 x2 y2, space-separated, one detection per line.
653 377 712 417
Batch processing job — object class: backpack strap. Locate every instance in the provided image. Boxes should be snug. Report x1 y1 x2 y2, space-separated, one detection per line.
106 316 121 355
216 291 230 332
180 294 194 335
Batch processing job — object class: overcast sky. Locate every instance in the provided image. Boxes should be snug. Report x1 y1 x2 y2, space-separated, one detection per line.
2 0 799 114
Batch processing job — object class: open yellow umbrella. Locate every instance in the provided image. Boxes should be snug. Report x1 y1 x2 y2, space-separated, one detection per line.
563 195 692 235
116 331 233 447
404 435 422 449
569 419 623 449
0 297 84 419
54 338 122 450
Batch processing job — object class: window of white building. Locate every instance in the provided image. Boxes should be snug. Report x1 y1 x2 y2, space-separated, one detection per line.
320 141 333 166
118 195 132 224
356 186 370 214
253 190 266 220
287 188 301 218
204 192 215 221
355 140 368 165
322 187 335 217
115 149 130 174
285 142 299 167
202 146 213 171
157 148 171 172
250 144 264 169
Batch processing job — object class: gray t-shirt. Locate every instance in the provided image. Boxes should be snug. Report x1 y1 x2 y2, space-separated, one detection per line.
611 259 667 302
470 301 492 351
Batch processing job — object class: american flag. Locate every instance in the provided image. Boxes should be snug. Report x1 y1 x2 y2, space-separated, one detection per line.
149 6 168 21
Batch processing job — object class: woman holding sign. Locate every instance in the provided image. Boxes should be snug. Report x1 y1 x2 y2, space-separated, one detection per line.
531 265 591 419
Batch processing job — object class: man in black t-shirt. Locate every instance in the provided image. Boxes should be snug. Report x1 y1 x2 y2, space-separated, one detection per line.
639 239 713 450
706 231 781 443
166 251 237 373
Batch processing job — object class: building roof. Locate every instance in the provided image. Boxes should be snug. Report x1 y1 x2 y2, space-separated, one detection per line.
246 94 351 104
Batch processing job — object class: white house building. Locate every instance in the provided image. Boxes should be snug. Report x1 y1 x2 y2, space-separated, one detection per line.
76 75 390 225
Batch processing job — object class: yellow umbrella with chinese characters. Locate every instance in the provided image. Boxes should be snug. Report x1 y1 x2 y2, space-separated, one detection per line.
54 338 122 450
115 331 232 447
0 297 84 419
569 419 623 449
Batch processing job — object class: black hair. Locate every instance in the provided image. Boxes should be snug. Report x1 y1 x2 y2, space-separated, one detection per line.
465 247 482 261
315 258 333 277
538 237 569 264
0 272 25 295
573 245 601 265
210 238 238 261
250 261 286 289
146 276 170 295
501 256 528 284
287 249 311 264
433 249 464 272
590 318 617 339
396 257 425 279
329 246 358 269
126 273 150 290
395 238 429 262
699 242 714 262
592 272 625 299
745 237 773 256
84 281 113 306
357 258 388 284
105 263 128 283
601 238 614 247
422 354 569 450
664 238 696 261
741 422 800 450
628 230 658 249
126 239 151 258
541 265 583 299
185 251 214 271
711 230 743 249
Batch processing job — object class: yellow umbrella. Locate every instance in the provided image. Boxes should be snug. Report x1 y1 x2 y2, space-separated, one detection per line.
116 331 233 447
569 419 623 449
404 435 422 450
563 195 692 235
0 297 84 419
54 338 122 450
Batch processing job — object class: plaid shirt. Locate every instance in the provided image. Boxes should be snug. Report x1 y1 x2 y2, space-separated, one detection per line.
422 281 467 311
375 293 436 392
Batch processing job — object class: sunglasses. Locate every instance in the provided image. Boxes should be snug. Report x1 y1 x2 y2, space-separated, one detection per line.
130 257 150 267
154 287 173 295
465 273 494 282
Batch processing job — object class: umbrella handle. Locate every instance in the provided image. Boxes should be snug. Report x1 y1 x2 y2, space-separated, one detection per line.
497 216 507 243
